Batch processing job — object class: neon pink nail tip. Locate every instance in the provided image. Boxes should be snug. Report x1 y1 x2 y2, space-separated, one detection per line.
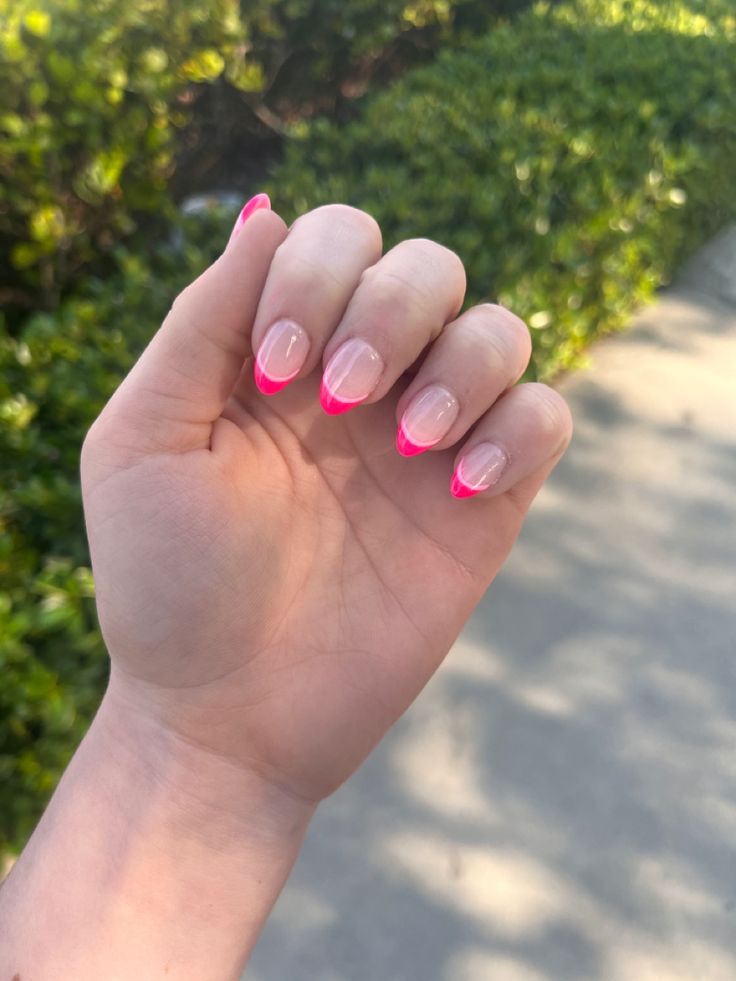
228 193 271 246
396 424 432 457
254 360 295 395
238 193 271 227
319 380 363 415
450 472 478 498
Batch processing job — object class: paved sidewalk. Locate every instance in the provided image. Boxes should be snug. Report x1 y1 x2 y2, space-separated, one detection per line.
248 232 736 981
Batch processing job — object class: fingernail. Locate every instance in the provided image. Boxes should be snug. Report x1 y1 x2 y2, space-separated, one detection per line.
396 385 459 456
254 319 310 394
320 338 384 414
228 193 271 246
450 442 508 498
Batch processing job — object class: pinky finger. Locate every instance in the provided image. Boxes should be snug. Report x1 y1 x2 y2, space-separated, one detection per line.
450 383 572 499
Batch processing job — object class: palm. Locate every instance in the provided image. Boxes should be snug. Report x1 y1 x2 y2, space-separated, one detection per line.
84 366 522 799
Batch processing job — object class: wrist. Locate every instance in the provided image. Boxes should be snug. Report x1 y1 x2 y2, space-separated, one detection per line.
0 684 315 980
96 680 316 850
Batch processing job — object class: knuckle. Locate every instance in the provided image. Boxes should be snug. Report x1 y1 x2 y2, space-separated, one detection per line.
401 236 450 260
374 238 466 319
358 268 418 318
277 205 383 291
481 303 532 349
401 238 466 289
271 242 335 295
523 383 573 442
336 204 382 242
279 248 326 282
360 267 438 325
306 204 383 251
493 306 533 366
460 304 532 375
441 244 467 282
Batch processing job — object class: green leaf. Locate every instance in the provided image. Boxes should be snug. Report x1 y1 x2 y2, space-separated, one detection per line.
23 10 51 37
180 49 225 82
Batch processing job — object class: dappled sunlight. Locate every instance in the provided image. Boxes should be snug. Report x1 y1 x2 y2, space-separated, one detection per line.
444 950 549 981
390 700 496 821
633 854 725 919
442 637 508 683
604 937 736 981
693 794 736 840
508 684 575 719
381 834 587 938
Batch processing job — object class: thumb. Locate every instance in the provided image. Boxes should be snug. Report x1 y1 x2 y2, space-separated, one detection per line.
103 201 288 455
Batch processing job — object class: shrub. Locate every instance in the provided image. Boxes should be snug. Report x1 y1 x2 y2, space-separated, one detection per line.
231 0 537 118
0 0 247 319
0 213 229 856
176 0 520 197
0 0 531 324
269 0 736 378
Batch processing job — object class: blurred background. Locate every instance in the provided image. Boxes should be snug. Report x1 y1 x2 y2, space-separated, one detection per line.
1 0 735 977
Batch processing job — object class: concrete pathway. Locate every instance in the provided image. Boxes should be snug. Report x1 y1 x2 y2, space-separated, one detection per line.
248 231 736 981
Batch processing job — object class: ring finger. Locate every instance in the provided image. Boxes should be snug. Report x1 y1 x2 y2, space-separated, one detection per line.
394 303 532 456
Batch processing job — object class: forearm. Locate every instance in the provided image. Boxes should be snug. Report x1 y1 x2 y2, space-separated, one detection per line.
0 685 314 980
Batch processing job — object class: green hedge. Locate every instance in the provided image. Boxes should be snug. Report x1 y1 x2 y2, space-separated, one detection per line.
0 0 249 319
0 0 518 324
0 216 228 856
270 0 736 378
227 0 535 117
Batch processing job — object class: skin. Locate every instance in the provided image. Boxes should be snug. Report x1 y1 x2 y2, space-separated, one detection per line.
0 204 572 979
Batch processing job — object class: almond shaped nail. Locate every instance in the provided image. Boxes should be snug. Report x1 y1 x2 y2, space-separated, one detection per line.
396 385 459 457
228 193 271 247
450 442 508 498
320 338 384 414
254 319 309 395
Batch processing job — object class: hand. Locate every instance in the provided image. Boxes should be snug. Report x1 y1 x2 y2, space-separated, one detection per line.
82 201 572 804
1 201 573 979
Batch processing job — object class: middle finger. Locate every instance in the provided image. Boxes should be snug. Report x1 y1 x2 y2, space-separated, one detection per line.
319 238 467 414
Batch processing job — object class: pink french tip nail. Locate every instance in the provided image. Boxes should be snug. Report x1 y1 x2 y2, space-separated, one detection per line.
396 385 459 457
228 193 271 246
320 380 360 415
253 319 309 395
450 472 479 498
254 362 294 395
320 338 384 416
450 442 509 499
396 424 429 457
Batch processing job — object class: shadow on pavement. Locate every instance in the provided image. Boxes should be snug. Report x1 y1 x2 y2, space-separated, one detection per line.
248 287 736 980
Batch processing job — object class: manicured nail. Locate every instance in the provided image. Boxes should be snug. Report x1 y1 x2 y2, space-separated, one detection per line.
450 442 508 498
228 193 271 246
254 319 310 394
396 385 459 456
320 338 384 414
